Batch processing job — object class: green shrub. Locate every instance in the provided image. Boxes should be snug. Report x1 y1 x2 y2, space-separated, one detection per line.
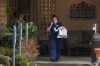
5 7 12 14
0 47 18 58
15 53 35 66
28 61 34 66
0 23 13 48
0 23 9 38
28 22 39 38
0 47 5 55
0 64 4 66
4 48 12 57
15 54 28 66
2 33 13 48
0 22 39 65
17 22 39 39
0 47 12 66
0 55 11 66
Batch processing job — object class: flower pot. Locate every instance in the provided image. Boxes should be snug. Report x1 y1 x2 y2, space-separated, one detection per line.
94 48 100 59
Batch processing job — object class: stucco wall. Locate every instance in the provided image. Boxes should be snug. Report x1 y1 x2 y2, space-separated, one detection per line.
56 0 100 30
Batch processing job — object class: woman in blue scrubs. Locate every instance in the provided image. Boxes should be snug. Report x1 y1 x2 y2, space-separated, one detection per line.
47 15 63 62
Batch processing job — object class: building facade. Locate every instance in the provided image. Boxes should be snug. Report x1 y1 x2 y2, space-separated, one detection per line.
1 0 100 56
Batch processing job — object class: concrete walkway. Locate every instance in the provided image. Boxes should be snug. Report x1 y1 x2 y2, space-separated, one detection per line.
35 56 93 66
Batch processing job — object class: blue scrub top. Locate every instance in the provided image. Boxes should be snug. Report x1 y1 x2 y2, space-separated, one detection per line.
48 21 62 37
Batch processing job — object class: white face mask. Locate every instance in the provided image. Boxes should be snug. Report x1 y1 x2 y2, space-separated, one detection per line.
54 20 57 23
53 17 57 23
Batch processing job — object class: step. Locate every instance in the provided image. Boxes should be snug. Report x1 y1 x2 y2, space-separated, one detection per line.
35 57 92 66
34 63 92 66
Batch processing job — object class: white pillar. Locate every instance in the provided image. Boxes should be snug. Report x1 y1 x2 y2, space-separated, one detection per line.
26 23 28 53
19 23 22 55
13 25 16 66
93 23 98 33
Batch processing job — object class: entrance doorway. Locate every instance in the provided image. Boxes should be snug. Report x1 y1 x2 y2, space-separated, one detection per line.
38 30 93 57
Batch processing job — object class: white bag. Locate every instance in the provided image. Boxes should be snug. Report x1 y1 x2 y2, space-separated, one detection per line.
57 26 68 38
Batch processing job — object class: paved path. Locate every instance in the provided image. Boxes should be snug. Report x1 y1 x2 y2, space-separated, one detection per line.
35 56 93 66
36 64 91 66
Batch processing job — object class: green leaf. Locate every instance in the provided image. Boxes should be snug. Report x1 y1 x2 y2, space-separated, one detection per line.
5 7 12 14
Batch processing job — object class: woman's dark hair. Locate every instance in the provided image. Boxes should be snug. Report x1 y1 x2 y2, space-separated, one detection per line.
51 14 59 21
52 14 56 17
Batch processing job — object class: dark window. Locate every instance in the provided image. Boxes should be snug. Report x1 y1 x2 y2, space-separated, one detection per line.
70 1 96 18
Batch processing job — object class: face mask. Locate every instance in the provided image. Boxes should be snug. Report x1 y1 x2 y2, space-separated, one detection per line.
54 20 57 23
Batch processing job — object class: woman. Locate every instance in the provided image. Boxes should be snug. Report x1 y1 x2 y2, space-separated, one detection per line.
47 15 63 62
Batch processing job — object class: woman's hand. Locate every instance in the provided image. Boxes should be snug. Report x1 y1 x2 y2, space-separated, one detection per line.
47 22 53 32
50 22 53 26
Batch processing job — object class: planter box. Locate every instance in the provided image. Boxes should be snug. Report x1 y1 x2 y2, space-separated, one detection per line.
94 48 100 59
0 64 4 66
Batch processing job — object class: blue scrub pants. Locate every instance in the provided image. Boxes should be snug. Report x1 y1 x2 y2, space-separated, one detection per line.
49 35 62 60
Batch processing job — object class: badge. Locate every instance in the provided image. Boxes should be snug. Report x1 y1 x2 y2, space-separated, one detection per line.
56 25 59 27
